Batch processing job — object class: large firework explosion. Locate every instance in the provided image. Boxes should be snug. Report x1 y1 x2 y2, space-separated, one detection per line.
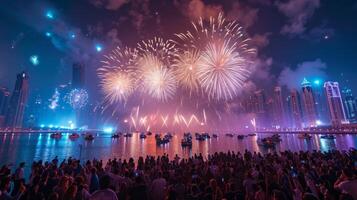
96 13 256 131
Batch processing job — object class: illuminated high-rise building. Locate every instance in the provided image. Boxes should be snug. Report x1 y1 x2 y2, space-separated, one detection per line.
301 78 317 127
272 86 285 128
342 88 357 123
312 79 329 124
0 87 10 127
288 89 303 128
72 63 85 89
324 81 347 126
5 72 29 128
252 90 268 129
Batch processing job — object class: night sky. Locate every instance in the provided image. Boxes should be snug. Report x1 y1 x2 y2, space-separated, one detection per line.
1 0 357 101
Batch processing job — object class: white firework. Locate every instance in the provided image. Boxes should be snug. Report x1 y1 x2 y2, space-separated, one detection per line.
197 40 250 101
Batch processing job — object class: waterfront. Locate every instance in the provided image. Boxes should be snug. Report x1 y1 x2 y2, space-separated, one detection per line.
0 132 356 168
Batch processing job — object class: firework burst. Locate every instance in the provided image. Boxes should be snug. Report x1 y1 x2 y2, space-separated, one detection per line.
98 47 138 103
137 54 177 102
197 40 251 101
173 49 201 93
68 89 88 109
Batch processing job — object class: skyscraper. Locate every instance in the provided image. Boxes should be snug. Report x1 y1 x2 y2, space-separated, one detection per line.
272 86 285 128
342 88 357 123
288 89 303 128
312 79 329 124
0 87 10 127
5 72 29 128
72 63 85 89
301 78 317 127
252 90 268 129
324 81 347 126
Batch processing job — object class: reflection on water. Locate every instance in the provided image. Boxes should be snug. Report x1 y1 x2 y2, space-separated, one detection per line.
0 132 356 169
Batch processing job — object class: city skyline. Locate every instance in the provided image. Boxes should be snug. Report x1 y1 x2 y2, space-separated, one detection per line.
0 0 356 131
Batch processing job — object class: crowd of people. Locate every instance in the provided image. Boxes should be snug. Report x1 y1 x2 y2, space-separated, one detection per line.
0 149 356 200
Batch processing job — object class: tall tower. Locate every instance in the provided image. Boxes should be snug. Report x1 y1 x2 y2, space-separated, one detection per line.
324 81 347 126
0 87 10 127
5 72 29 128
72 63 85 89
288 89 303 128
342 88 357 123
312 79 329 124
272 86 285 128
301 78 317 127
252 90 268 129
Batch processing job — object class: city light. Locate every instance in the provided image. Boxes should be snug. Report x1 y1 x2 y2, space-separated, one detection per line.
314 79 321 85
30 55 39 66
316 120 323 126
95 44 103 52
103 127 114 134
45 10 54 19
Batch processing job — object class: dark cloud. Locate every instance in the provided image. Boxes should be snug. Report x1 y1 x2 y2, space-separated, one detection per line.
302 22 335 42
276 0 320 36
174 0 222 20
90 0 128 10
227 2 259 28
278 59 327 89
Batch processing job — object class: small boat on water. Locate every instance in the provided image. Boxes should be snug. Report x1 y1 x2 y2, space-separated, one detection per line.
195 134 205 141
320 134 336 139
156 137 169 145
123 133 133 137
84 134 94 141
298 133 312 139
146 131 152 136
140 133 147 139
181 138 192 147
237 135 245 140
248 133 256 137
69 133 79 139
225 133 234 137
50 133 62 139
202 133 211 139
258 138 276 148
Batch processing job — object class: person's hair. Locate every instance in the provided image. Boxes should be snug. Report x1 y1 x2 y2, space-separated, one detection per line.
48 192 59 200
99 175 111 189
0 177 11 190
342 168 354 178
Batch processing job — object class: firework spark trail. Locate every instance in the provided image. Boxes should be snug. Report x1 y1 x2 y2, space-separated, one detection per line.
137 37 177 65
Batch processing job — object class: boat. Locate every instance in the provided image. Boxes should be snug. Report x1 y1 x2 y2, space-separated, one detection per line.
69 133 79 139
212 134 218 138
84 134 94 141
248 133 256 137
164 133 173 139
156 137 169 145
258 138 275 148
123 133 132 137
237 135 245 140
146 131 152 136
225 133 234 137
140 133 147 139
320 134 336 139
298 133 312 139
195 134 205 141
202 133 211 139
181 138 192 147
112 134 120 139
50 133 62 139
